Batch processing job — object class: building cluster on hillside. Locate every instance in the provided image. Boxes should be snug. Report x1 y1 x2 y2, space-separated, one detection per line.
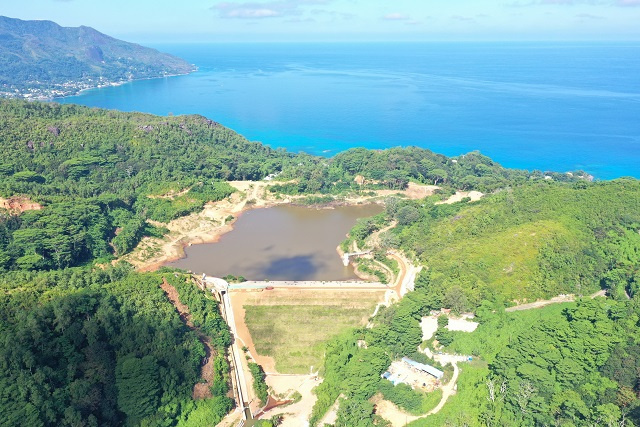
381 357 444 392
0 77 127 100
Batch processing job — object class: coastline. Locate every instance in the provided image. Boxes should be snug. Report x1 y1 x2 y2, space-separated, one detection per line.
14 68 198 102
63 68 197 100
137 221 235 273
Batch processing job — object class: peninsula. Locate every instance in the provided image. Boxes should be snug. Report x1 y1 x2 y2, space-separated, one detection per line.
0 16 195 100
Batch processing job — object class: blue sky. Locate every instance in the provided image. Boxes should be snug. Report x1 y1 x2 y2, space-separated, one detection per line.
2 0 640 42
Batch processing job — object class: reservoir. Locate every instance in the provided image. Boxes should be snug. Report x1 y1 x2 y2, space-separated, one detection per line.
166 204 383 281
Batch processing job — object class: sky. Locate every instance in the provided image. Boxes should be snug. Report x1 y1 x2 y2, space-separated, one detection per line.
1 0 640 42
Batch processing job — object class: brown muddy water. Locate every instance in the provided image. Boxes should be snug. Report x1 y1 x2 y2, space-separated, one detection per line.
166 204 382 281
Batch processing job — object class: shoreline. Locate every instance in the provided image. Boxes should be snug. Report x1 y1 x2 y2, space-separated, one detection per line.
17 68 198 102
128 180 305 272
135 195 282 272
126 181 436 274
64 69 196 99
138 200 376 276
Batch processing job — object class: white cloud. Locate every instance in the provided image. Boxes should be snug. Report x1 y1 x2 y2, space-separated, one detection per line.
212 1 331 19
576 12 604 18
382 13 409 21
507 0 639 6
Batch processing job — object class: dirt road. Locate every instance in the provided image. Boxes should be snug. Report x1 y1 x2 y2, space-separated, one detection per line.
231 280 388 291
386 250 422 298
160 278 215 400
435 190 484 205
427 359 460 415
505 289 607 312
229 290 278 373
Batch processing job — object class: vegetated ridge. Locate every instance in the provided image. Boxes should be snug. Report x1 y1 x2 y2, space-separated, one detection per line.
310 177 640 425
2 98 638 426
0 16 195 99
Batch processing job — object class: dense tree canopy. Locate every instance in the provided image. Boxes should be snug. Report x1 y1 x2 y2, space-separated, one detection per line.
2 98 639 426
348 180 640 310
0 268 231 426
311 179 640 426
0 99 296 271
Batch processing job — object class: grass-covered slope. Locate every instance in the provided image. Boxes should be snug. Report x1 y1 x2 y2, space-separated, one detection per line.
381 180 640 308
242 290 382 373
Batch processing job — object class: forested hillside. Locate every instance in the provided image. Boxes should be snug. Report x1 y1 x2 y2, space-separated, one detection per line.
0 16 194 99
385 180 640 307
272 146 589 195
0 100 295 272
2 98 639 426
0 100 285 425
0 99 569 273
312 179 640 426
0 267 233 426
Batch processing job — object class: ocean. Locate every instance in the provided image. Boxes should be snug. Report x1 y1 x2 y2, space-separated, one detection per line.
59 42 640 179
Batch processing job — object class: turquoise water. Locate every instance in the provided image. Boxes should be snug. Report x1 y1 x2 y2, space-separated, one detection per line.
59 42 640 179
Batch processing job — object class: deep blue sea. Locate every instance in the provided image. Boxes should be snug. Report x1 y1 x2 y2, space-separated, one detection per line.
59 43 640 179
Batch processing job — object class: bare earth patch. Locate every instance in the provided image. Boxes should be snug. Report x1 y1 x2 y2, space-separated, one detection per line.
446 315 479 333
421 316 438 341
126 181 284 271
0 196 43 213
405 183 440 199
260 374 320 427
436 190 484 205
372 394 420 427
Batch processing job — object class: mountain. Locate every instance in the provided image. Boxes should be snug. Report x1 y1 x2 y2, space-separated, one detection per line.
0 16 195 99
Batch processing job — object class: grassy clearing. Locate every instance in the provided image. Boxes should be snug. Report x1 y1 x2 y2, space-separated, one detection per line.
424 220 574 302
243 291 382 374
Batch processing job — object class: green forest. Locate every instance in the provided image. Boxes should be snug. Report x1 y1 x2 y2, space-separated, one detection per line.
0 267 233 426
0 99 293 272
306 179 640 426
2 98 640 426
385 179 640 307
0 100 287 426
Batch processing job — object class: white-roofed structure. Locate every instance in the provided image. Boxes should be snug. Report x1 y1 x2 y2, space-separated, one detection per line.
402 357 444 380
